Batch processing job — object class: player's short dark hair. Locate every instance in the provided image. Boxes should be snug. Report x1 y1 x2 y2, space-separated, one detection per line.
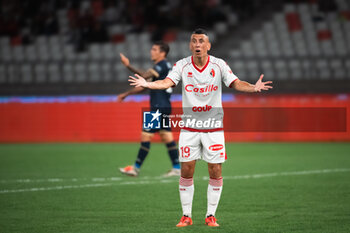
153 41 169 56
192 28 208 35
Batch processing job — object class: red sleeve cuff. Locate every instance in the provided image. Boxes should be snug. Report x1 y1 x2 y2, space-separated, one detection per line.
229 79 237 88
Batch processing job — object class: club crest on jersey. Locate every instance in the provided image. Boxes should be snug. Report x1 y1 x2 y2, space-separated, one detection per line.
187 72 193 78
210 69 215 78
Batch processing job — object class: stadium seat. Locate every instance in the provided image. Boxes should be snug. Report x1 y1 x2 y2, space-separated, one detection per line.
7 64 20 83
38 44 50 61
34 63 47 83
50 44 63 61
168 42 179 60
114 63 127 81
75 63 88 82
0 37 10 47
229 49 242 59
315 59 331 80
102 44 116 60
48 36 62 47
101 62 113 82
20 64 33 84
89 44 102 60
48 63 61 83
275 60 288 80
330 59 346 79
288 59 302 79
261 60 275 79
301 59 315 79
268 40 281 57
63 63 74 83
284 3 297 13
179 42 190 58
115 43 127 56
63 45 77 61
24 45 37 62
77 52 89 61
241 41 255 58
88 62 101 82
214 22 228 35
231 60 247 80
246 60 260 80
1 46 12 62
344 59 350 78
0 65 6 83
12 46 25 62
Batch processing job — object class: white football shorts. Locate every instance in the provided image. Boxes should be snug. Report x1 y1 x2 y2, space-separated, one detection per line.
178 129 227 163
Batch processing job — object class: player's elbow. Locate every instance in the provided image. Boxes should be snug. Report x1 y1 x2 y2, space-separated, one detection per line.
232 79 241 90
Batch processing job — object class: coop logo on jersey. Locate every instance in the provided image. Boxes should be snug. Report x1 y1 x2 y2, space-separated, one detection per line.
210 69 215 78
192 105 212 112
143 109 161 129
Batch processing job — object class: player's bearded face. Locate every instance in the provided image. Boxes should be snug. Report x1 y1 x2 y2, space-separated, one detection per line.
190 34 211 57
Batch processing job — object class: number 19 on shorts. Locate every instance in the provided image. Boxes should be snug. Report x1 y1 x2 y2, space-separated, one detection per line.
180 146 190 158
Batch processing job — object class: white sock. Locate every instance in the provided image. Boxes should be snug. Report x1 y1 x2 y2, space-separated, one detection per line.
179 177 194 218
206 177 223 217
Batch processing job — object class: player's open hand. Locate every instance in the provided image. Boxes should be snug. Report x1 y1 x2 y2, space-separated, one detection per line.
120 53 130 67
254 74 273 92
129 74 148 88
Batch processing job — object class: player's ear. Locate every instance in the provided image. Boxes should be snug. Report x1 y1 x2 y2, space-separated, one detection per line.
207 42 211 51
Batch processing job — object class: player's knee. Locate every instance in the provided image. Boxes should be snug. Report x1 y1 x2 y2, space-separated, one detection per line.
160 131 173 143
208 164 222 178
141 132 154 141
181 163 195 178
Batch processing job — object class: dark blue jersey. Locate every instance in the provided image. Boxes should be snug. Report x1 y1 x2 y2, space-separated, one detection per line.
150 59 172 113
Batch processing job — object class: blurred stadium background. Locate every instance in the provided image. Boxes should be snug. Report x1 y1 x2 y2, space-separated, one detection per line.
0 0 349 142
1 1 350 233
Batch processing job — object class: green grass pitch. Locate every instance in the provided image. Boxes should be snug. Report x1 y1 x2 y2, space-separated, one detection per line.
0 143 349 233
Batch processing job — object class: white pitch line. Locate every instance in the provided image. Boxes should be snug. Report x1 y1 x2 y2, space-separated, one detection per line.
0 183 113 194
0 177 123 184
0 168 349 194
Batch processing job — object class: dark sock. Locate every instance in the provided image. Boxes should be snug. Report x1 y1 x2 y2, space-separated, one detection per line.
134 142 150 169
166 141 180 169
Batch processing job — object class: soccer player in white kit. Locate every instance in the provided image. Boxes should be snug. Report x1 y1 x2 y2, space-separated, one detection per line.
129 28 273 227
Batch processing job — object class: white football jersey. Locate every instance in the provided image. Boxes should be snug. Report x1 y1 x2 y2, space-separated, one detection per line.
167 55 238 131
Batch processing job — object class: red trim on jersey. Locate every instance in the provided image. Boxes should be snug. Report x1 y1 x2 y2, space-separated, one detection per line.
165 77 176 87
229 79 238 88
182 127 223 132
191 56 210 73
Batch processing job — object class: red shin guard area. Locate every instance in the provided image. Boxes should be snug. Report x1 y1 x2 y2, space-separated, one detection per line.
179 177 193 187
209 177 223 187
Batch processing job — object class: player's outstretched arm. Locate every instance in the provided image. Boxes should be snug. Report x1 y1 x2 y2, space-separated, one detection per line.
233 74 273 93
129 74 173 90
117 86 145 102
120 53 157 79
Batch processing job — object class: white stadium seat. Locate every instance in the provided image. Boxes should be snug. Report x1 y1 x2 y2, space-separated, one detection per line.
20 64 33 84
34 63 47 83
75 63 88 82
0 65 6 83
330 59 346 79
88 62 101 82
48 63 60 83
63 63 74 83
275 60 288 80
101 63 113 82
